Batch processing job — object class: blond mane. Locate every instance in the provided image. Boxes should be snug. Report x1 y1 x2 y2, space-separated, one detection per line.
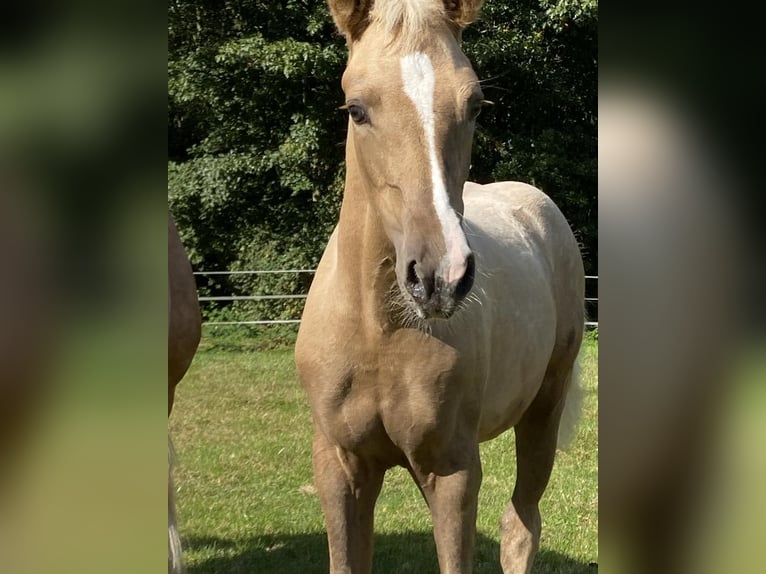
368 0 450 49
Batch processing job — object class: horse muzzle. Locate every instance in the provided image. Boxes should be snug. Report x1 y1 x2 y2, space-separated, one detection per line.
404 252 475 319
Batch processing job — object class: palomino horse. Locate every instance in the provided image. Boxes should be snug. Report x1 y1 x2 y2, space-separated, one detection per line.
295 1 584 573
168 213 201 574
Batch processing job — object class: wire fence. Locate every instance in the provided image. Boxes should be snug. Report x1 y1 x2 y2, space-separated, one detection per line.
194 270 598 327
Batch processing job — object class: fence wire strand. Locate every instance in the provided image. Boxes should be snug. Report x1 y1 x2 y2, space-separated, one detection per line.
196 270 598 327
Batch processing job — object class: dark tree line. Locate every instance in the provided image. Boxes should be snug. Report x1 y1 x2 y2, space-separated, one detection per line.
168 0 597 320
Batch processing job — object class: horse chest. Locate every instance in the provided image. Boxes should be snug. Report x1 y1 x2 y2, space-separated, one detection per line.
314 335 470 457
315 367 385 453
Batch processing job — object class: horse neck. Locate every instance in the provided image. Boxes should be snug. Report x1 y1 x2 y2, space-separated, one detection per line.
335 148 397 333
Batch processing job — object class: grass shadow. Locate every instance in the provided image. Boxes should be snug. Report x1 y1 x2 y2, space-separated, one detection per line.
185 532 596 573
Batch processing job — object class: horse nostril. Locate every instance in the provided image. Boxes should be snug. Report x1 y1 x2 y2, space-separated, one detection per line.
405 260 435 303
406 260 419 288
455 252 475 301
405 260 425 302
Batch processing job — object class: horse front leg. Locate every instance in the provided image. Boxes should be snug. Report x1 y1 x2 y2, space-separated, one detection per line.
409 442 482 574
312 431 384 574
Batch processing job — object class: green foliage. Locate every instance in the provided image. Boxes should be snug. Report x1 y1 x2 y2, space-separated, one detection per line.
168 0 597 318
168 0 345 262
541 0 598 30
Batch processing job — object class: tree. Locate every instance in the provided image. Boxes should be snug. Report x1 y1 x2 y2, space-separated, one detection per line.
168 0 597 319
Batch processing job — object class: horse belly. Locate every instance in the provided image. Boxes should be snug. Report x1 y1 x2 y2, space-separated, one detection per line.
431 291 556 443
477 345 553 441
475 285 557 441
458 189 560 441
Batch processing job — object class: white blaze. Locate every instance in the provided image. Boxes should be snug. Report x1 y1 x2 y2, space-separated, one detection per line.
400 52 470 284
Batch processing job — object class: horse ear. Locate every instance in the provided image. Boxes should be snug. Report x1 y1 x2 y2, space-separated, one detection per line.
327 0 374 41
443 0 484 28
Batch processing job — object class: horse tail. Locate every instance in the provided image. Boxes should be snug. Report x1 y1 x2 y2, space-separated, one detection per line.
168 435 185 574
557 356 583 451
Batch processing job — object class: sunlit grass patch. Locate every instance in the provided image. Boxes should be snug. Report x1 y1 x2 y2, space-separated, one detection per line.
172 336 598 573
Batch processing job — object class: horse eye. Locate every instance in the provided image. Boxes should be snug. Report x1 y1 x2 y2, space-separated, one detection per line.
348 104 369 125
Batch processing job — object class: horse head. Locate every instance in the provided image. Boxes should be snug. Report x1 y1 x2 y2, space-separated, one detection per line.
331 0 485 319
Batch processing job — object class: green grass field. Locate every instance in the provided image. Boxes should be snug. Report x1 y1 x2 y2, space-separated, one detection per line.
171 331 598 573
